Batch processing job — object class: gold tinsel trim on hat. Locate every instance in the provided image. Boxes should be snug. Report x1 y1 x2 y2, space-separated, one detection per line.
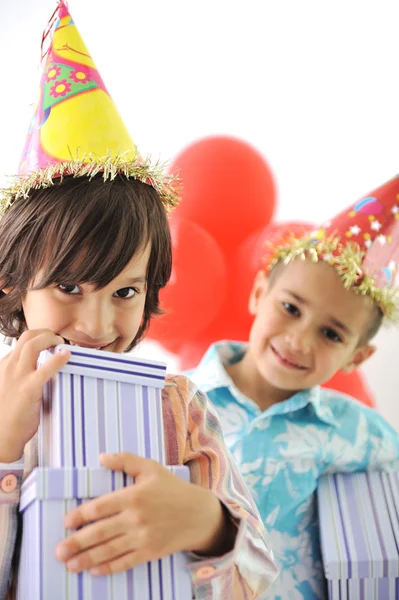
267 233 399 324
0 153 180 214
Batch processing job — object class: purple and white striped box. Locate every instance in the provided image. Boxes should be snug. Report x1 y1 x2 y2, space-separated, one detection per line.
318 472 399 599
17 466 193 600
37 345 167 468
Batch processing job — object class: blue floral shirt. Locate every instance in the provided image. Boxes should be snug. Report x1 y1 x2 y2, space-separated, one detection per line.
188 341 399 600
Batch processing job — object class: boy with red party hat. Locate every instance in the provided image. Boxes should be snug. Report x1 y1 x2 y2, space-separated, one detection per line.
0 2 278 598
189 177 399 599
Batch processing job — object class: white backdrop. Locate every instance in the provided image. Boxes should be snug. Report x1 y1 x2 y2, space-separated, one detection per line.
1 0 398 429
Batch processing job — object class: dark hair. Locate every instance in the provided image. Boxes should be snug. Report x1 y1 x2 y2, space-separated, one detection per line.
360 305 383 344
267 260 383 344
0 174 172 350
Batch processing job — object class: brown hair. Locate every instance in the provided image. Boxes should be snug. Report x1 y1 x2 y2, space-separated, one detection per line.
0 174 172 350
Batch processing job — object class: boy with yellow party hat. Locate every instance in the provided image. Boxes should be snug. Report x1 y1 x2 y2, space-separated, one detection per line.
189 177 399 599
0 2 278 598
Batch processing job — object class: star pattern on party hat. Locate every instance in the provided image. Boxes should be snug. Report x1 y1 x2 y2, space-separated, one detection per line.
268 175 399 323
0 0 179 213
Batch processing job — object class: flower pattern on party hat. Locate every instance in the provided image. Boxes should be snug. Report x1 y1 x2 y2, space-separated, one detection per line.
0 0 179 213
266 175 399 322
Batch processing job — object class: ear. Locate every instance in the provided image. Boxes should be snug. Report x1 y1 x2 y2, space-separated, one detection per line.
341 344 376 373
1 287 11 295
248 270 269 316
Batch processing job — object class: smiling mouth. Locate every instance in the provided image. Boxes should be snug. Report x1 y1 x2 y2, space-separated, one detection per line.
271 345 308 370
63 339 112 351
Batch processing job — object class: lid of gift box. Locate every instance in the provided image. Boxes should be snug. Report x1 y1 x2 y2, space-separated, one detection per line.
318 472 399 581
20 466 189 513
38 344 167 388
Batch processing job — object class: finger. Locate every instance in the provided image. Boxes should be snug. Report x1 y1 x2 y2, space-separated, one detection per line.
18 330 66 369
12 329 61 360
90 550 150 576
34 347 71 386
99 452 156 477
56 515 127 563
64 488 127 530
65 534 129 573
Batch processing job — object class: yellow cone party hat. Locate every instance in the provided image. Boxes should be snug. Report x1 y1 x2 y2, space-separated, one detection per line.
1 1 178 212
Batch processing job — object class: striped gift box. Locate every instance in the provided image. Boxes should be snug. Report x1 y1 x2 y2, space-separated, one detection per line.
17 467 192 600
318 472 399 599
37 345 167 468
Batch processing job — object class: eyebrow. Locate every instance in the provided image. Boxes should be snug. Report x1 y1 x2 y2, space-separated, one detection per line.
125 276 147 286
329 318 353 337
283 290 308 305
283 290 354 337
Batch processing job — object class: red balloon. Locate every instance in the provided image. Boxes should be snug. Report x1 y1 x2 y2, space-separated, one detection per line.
179 340 209 371
147 217 227 347
170 136 276 254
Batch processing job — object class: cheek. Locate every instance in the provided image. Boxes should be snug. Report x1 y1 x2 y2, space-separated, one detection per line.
315 346 346 374
252 310 281 336
314 350 331 370
117 302 146 336
23 293 67 330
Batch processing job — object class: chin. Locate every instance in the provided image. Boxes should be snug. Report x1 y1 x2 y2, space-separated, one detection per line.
262 369 308 391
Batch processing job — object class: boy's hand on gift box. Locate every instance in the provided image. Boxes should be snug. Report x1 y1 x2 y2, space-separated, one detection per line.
56 452 237 575
0 329 70 462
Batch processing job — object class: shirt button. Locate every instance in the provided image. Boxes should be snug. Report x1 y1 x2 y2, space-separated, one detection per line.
195 565 216 579
1 474 18 493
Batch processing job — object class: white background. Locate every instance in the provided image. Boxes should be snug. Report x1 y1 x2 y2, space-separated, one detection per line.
0 0 398 429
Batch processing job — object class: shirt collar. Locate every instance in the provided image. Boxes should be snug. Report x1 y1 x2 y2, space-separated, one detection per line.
194 340 339 427
193 340 260 412
194 340 247 389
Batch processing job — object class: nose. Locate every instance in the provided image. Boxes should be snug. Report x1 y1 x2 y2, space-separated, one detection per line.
74 297 114 340
284 324 312 355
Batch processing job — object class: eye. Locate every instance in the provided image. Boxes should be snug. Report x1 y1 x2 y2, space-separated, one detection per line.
321 328 342 343
282 302 300 317
58 284 80 295
113 287 138 299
